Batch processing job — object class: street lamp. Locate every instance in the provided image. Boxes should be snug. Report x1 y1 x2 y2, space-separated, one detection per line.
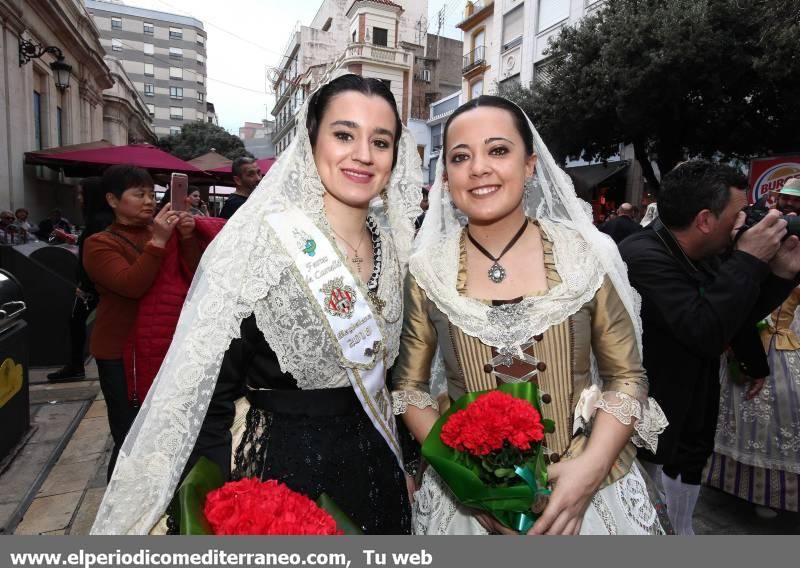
18 39 73 91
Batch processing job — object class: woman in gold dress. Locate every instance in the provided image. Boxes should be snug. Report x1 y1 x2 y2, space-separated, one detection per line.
392 96 668 535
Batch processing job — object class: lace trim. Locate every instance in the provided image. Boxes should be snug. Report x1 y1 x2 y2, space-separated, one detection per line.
594 391 668 453
391 389 439 415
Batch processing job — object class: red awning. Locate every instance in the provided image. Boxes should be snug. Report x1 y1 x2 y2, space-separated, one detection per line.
208 157 276 176
25 144 204 176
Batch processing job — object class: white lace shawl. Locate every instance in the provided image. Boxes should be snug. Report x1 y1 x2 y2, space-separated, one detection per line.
409 103 666 451
90 89 421 535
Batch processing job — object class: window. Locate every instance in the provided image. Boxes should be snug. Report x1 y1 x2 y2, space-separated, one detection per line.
111 38 122 52
418 68 431 82
169 27 183 40
538 0 570 32
170 67 183 79
321 17 332 32
144 22 154 35
111 17 122 30
144 83 155 96
470 78 484 100
502 5 524 49
197 92 205 103
169 47 183 59
473 29 485 49
170 106 183 119
207 116 213 124
170 126 181 135
33 90 42 150
169 86 183 99
197 74 204 85
146 103 155 115
197 34 205 46
57 106 63 147
352 30 356 42
373 27 388 47
196 54 205 65
143 43 154 55
144 63 154 76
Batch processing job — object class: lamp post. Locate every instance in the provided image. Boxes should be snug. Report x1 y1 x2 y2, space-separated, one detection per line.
18 39 73 91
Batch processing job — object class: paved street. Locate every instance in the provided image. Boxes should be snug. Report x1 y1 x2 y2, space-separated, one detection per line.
1 361 798 535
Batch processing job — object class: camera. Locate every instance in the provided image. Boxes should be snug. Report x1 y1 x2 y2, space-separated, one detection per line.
740 201 800 239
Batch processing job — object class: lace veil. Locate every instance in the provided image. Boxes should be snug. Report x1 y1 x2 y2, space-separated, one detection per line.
413 104 643 355
91 79 421 535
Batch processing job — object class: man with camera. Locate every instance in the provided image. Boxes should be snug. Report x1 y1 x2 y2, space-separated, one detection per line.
619 160 800 535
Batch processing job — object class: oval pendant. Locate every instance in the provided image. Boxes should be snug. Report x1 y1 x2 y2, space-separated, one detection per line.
488 262 506 283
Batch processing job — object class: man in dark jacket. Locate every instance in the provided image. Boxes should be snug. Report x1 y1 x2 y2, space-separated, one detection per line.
620 161 800 534
600 202 642 243
219 157 262 220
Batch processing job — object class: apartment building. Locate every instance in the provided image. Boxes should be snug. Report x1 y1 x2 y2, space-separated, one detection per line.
85 0 209 137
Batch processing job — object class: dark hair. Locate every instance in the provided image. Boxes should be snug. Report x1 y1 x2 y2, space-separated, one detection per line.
306 74 402 166
101 164 154 199
15 208 28 216
443 95 534 157
658 160 748 229
188 185 201 195
232 157 256 179
79 176 113 245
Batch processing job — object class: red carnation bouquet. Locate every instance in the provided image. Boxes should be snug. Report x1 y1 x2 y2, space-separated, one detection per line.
204 478 343 535
422 383 553 532
172 457 361 535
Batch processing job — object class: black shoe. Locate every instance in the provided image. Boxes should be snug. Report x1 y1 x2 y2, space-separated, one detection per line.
47 367 85 382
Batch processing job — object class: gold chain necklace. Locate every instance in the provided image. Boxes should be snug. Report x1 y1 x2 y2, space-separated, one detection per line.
331 226 367 274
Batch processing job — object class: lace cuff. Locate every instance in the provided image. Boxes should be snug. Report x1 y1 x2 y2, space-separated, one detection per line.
392 389 439 415
573 387 668 453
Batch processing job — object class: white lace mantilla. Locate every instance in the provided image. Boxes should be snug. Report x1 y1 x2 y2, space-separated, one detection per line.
411 219 606 351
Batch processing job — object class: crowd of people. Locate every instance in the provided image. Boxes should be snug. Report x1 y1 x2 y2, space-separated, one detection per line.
8 73 797 536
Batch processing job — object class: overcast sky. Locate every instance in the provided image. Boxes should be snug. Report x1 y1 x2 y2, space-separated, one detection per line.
121 0 464 133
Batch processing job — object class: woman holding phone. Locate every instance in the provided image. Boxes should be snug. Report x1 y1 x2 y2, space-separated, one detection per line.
83 165 200 480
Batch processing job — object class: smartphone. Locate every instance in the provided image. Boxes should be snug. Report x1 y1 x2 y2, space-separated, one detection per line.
170 173 189 212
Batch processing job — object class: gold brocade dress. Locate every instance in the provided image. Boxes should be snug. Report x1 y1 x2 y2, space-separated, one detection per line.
392 222 665 535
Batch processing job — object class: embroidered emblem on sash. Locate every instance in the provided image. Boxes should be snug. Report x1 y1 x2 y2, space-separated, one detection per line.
321 277 356 319
293 228 316 257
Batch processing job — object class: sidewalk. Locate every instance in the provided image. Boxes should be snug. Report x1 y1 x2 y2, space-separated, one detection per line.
0 361 112 535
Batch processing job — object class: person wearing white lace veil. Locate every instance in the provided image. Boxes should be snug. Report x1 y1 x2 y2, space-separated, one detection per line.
91 74 422 535
392 95 668 535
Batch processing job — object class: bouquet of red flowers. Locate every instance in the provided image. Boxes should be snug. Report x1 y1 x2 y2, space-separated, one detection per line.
204 478 343 535
423 383 553 532
172 457 360 535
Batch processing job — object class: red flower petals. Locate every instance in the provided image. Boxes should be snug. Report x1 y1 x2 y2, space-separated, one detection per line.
440 390 545 456
204 478 343 535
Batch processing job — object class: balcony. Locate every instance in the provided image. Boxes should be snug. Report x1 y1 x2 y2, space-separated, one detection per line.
463 46 486 74
457 1 494 31
342 43 411 69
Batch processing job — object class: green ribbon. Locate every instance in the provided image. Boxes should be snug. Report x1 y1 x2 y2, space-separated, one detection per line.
509 465 551 533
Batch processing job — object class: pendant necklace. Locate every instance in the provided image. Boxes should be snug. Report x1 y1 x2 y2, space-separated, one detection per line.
467 219 529 284
331 226 367 275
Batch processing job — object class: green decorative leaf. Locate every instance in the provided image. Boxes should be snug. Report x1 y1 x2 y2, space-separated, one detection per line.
543 419 556 434
172 457 224 535
316 493 363 535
